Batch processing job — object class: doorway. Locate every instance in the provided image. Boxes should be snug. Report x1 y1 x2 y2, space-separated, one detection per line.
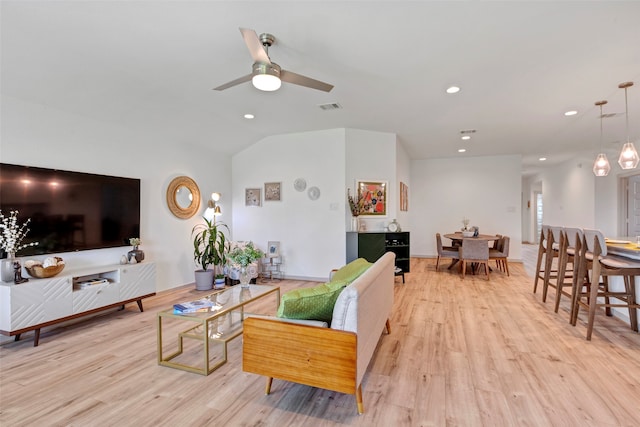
534 191 543 243
626 174 640 237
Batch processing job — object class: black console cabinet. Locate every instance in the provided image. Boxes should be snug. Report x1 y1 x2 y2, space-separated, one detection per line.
346 232 410 282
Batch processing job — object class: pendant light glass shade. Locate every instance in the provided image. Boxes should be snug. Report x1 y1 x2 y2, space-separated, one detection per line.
618 142 639 169
593 153 611 176
593 100 610 177
618 82 638 170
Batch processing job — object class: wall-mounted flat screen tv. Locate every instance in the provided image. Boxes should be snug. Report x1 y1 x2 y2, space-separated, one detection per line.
0 163 140 257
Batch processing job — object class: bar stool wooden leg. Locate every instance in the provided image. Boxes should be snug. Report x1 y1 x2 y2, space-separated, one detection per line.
625 275 638 332
533 228 547 294
586 258 601 341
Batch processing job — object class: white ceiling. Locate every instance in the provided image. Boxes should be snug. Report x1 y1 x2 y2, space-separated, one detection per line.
2 1 640 176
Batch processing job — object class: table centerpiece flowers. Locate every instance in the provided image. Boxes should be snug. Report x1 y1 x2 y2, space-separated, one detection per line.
226 241 264 288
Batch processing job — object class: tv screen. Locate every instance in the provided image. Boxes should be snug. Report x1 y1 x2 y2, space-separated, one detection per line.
0 163 140 257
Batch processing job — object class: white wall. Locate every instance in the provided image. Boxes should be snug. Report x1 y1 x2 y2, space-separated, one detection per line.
231 129 347 280
395 139 411 230
1 95 232 292
345 129 399 232
410 154 522 260
540 155 596 229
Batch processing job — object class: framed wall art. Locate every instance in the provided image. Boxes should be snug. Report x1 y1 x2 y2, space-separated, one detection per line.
264 182 281 201
356 180 387 216
245 188 261 207
400 181 408 211
267 241 280 257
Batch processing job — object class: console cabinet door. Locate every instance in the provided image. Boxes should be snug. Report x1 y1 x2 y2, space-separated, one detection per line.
72 283 119 313
357 233 386 263
119 262 156 300
0 276 73 331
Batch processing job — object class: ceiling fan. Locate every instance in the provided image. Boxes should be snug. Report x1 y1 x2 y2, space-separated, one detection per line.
213 28 334 93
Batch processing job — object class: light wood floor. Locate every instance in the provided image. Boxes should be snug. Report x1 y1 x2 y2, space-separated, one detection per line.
1 255 639 426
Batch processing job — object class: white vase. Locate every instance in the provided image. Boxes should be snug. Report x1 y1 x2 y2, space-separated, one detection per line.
351 217 359 232
239 266 251 289
1 252 16 283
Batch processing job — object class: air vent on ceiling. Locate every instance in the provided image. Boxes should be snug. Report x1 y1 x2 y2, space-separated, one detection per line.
460 129 477 134
318 103 342 111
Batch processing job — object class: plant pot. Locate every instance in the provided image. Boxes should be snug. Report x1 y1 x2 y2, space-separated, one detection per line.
128 247 145 263
214 276 226 289
194 269 214 291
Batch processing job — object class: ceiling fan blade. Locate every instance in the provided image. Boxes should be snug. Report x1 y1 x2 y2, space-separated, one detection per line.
280 70 334 92
213 73 253 91
239 27 271 64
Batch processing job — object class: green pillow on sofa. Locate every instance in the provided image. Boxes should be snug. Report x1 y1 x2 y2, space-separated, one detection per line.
330 258 372 283
277 279 349 323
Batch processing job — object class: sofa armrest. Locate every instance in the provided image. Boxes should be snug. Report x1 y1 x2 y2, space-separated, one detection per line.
243 317 357 395
245 313 328 328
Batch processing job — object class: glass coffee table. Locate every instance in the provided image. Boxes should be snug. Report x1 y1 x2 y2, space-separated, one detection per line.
157 284 280 375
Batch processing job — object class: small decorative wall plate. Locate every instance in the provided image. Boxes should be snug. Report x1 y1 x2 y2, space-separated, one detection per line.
294 178 307 192
307 186 320 200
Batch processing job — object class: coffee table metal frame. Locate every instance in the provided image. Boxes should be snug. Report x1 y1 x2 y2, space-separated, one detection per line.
157 284 280 375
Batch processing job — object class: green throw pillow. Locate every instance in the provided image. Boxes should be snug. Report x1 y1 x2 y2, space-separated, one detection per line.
277 280 349 323
330 258 372 283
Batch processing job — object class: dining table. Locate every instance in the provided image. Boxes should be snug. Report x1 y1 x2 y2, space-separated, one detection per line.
443 232 502 271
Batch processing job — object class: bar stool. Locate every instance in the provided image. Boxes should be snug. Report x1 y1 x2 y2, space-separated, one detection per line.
533 225 553 293
572 229 640 340
550 227 582 313
541 226 563 304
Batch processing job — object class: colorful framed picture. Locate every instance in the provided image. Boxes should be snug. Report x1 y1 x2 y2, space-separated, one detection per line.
264 182 281 201
400 182 408 211
245 188 261 207
356 180 387 216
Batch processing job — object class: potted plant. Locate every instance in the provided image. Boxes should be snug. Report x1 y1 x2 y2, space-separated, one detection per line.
192 219 229 291
214 273 226 289
226 241 264 288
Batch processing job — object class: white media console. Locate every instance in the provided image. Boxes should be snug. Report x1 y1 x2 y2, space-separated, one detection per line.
0 261 156 346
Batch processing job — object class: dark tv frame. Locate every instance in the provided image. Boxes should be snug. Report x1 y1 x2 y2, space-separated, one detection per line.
0 163 141 257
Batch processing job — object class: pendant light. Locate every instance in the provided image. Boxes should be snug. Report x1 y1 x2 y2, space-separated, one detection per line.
593 100 611 177
618 81 639 170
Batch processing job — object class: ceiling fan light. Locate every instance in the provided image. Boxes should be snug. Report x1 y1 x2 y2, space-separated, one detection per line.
618 142 640 169
252 74 281 91
593 153 611 177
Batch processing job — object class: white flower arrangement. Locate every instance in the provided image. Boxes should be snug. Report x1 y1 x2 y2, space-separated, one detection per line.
227 241 264 268
129 237 141 247
0 210 38 256
461 217 470 231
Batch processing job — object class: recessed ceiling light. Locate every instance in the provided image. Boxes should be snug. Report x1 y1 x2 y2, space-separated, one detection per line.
564 110 578 116
458 148 466 153
244 114 254 119
461 135 471 140
539 157 547 161
446 86 460 94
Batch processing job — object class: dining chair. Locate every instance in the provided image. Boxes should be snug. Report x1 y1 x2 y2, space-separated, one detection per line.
489 235 510 275
572 229 640 340
435 233 459 271
459 238 489 280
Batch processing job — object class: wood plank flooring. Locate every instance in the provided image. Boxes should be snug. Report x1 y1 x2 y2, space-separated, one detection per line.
1 256 639 426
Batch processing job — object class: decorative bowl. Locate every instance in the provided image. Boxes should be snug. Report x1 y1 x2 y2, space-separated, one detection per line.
26 257 65 278
462 231 475 237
